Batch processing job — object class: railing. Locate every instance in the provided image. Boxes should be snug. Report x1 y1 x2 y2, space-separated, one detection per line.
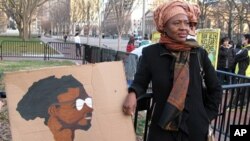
213 71 250 141
0 41 47 60
0 41 137 64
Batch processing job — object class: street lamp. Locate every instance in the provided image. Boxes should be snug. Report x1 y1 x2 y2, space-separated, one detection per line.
98 0 103 47
142 0 145 38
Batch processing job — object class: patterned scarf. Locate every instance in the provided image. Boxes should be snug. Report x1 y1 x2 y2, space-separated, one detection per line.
160 35 197 111
168 52 190 111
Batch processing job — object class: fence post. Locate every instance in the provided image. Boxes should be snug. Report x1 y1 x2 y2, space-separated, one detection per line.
0 42 2 60
44 43 48 60
82 44 86 64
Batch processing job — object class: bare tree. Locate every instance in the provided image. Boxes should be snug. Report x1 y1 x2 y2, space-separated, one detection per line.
85 0 99 43
70 0 99 44
0 0 48 40
243 0 250 30
198 0 250 41
49 0 70 35
198 0 220 29
109 0 139 51
70 0 86 34
149 0 165 10
233 0 250 39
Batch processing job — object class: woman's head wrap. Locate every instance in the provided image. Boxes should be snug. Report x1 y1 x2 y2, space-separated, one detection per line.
188 3 201 23
154 0 190 33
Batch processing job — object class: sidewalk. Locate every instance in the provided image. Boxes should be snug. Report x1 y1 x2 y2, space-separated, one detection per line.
40 35 64 43
44 35 128 51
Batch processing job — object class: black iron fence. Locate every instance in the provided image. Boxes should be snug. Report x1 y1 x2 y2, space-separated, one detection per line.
0 41 137 63
214 71 250 141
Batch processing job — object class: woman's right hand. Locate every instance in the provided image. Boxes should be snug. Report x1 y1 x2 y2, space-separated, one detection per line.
122 92 137 116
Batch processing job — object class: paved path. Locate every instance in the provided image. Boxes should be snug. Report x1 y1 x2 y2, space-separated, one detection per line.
45 35 128 51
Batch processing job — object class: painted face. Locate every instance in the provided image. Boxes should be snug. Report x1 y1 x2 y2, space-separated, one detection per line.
55 88 93 126
48 87 93 141
164 14 190 42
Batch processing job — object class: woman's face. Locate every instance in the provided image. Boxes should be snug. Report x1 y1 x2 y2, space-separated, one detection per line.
164 14 190 42
223 40 229 47
242 36 248 46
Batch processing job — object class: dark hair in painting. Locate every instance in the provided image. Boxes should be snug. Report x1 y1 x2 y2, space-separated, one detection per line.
16 75 88 125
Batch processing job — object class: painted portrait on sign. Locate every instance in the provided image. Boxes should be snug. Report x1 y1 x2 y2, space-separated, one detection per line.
16 75 93 141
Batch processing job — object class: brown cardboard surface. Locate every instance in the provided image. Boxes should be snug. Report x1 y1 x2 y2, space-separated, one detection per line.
4 61 136 141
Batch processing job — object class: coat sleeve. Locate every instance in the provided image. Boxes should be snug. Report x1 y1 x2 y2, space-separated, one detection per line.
235 48 248 62
202 49 223 121
128 48 151 98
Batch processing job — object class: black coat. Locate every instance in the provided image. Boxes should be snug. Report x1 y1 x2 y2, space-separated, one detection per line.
235 46 250 75
217 46 235 70
129 43 222 141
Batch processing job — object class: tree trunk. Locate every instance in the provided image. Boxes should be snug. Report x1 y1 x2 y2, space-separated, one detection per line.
117 33 121 51
28 22 31 39
238 16 244 41
22 15 30 41
87 2 90 44
228 12 233 39
23 21 29 41
87 25 90 44
16 25 23 38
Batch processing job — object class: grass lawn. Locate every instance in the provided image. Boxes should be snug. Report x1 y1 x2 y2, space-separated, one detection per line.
0 60 75 91
0 36 40 42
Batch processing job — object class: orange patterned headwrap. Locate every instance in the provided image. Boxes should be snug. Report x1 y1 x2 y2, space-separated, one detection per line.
188 3 201 23
154 0 191 34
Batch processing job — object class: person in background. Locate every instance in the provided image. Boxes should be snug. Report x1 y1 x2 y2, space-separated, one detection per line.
74 33 82 57
239 34 250 76
139 34 152 47
122 1 222 141
217 37 235 84
126 36 135 53
231 34 250 108
144 34 149 40
63 33 68 42
187 3 200 41
233 42 244 73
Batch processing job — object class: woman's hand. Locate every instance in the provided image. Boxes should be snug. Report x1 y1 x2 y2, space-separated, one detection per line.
122 92 137 116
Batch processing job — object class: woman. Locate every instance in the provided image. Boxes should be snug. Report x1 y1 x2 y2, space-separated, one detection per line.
217 37 235 73
217 37 235 85
126 36 135 52
122 1 222 141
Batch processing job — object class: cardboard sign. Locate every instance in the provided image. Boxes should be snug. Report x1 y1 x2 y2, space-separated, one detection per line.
4 61 136 141
196 28 221 69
